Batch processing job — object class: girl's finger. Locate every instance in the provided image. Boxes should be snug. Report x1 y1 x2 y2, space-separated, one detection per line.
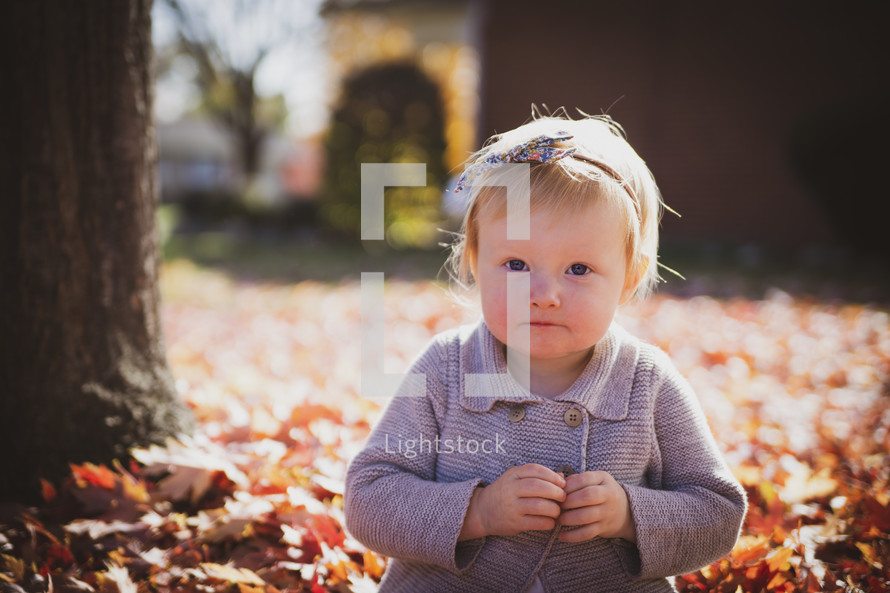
564 470 610 493
513 463 567 487
517 478 567 502
558 522 601 543
522 515 558 532
558 504 602 527
518 497 562 518
561 484 607 509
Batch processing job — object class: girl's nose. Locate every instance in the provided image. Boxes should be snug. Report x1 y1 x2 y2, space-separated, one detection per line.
530 273 560 308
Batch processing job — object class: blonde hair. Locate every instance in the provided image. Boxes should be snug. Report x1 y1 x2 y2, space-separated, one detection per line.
447 112 670 301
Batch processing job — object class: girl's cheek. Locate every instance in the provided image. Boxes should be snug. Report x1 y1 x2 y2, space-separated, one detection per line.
481 291 505 325
480 289 509 338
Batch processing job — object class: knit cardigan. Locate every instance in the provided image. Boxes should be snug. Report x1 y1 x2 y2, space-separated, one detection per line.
344 320 747 592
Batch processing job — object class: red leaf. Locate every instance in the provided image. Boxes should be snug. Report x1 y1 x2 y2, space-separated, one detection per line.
70 463 116 489
45 543 75 568
40 479 57 502
307 514 345 548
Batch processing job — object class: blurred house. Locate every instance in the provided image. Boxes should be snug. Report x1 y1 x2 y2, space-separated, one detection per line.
323 0 890 258
474 1 890 256
157 117 322 206
157 118 235 201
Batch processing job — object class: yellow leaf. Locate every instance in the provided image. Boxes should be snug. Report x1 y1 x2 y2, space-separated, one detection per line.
363 549 386 580
1 555 25 581
855 542 882 569
781 466 838 504
96 565 137 593
732 464 762 487
201 562 266 585
766 570 787 590
766 546 794 572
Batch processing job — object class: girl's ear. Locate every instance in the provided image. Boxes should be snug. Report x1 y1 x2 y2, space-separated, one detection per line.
620 254 649 304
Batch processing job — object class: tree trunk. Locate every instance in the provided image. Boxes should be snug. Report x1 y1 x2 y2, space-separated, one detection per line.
232 70 264 181
0 0 194 503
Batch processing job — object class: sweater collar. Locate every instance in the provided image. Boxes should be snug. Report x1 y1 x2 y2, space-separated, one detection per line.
457 320 635 420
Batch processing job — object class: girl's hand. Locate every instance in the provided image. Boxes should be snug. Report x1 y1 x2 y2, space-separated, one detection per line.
459 464 566 540
558 470 636 543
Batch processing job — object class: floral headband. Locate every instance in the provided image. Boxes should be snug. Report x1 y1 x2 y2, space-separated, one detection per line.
453 132 640 221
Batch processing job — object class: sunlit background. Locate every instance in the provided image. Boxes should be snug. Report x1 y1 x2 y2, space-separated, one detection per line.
152 0 485 255
152 0 889 287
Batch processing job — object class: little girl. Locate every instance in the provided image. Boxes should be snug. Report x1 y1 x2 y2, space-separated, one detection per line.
345 113 747 592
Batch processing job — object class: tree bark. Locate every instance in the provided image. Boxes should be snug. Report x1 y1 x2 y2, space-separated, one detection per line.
0 0 194 502
230 69 264 181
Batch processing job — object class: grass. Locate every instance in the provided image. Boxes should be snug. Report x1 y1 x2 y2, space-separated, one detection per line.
159 203 450 284
158 204 890 305
162 231 449 284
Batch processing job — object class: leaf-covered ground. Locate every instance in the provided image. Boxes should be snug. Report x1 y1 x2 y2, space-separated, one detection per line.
2 260 889 592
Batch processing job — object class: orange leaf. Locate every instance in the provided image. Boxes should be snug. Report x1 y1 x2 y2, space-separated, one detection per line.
803 569 822 593
766 570 788 590
308 513 345 548
731 535 772 565
362 549 385 580
290 404 342 428
766 546 794 572
41 478 57 502
70 462 116 489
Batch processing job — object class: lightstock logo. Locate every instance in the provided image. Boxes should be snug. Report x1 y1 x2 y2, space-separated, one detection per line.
360 163 532 400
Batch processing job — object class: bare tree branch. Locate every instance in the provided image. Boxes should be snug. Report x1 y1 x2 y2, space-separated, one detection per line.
157 0 309 180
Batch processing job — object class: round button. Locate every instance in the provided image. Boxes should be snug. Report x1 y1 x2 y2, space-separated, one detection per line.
557 464 574 476
508 405 526 423
564 408 583 427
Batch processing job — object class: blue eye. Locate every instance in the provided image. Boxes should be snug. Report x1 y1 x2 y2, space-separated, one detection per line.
568 264 589 276
506 259 528 271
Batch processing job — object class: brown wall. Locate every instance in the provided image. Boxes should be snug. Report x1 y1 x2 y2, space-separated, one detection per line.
478 1 890 253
